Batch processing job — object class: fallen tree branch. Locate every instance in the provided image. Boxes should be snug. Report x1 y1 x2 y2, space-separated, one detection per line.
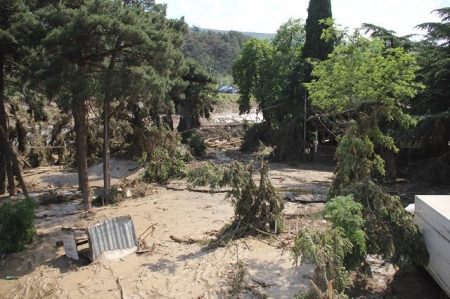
138 223 157 240
116 277 124 299
251 278 276 288
170 235 203 244
165 185 230 194
255 228 280 241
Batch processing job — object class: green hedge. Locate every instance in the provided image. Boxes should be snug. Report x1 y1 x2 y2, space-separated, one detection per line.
0 197 38 253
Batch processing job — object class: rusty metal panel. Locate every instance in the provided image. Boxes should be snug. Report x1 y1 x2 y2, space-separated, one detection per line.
87 215 138 261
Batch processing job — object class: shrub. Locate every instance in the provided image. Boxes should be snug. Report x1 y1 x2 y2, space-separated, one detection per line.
143 146 186 184
241 121 271 152
185 132 207 157
108 185 126 205
292 228 352 299
187 151 284 245
0 197 38 253
325 195 367 270
39 189 74 205
345 180 429 267
91 185 126 206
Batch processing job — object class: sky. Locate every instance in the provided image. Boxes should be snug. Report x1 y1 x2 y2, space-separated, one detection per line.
155 0 450 38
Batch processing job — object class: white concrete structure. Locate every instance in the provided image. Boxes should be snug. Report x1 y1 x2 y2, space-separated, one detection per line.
415 195 450 297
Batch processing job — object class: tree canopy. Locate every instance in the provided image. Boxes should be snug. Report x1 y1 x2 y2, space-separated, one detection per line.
306 27 428 267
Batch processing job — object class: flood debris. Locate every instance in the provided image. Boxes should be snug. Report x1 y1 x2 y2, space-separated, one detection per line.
61 215 138 262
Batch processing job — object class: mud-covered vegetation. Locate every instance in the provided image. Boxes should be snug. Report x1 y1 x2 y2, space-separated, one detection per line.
1 1 449 298
187 151 284 247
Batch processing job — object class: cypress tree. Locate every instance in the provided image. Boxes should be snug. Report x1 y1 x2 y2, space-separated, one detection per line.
302 0 333 62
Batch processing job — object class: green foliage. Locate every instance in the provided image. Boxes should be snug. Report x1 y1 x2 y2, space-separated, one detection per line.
232 19 313 162
130 127 186 163
307 32 421 127
408 9 450 156
306 27 429 270
302 0 333 62
232 38 274 114
176 58 216 133
183 29 250 77
143 146 186 184
292 228 352 298
184 132 207 157
107 185 125 205
328 121 385 194
325 195 367 270
361 23 415 50
334 180 429 267
0 197 38 253
241 122 272 152
187 152 284 237
91 185 125 206
39 189 74 205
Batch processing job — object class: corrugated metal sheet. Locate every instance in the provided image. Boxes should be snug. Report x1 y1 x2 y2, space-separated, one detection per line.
87 215 138 261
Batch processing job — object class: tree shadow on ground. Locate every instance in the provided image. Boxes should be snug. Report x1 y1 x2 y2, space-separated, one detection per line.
216 256 313 298
44 253 91 274
347 265 442 299
141 258 178 275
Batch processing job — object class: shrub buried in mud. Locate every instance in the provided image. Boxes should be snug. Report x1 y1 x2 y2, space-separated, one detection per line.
187 151 284 246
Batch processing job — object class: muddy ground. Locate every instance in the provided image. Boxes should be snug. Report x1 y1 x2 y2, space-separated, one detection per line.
0 101 449 298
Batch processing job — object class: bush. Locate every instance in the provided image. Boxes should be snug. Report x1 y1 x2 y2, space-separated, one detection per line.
185 132 207 157
143 146 186 184
241 121 271 152
92 186 126 206
39 189 74 205
108 185 126 205
187 151 284 243
0 197 38 253
325 195 367 270
292 228 352 298
336 180 429 267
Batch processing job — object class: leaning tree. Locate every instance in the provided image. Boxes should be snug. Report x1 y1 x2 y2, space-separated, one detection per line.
306 28 428 267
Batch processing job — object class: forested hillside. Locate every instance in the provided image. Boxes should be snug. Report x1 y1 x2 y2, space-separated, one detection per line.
182 27 252 85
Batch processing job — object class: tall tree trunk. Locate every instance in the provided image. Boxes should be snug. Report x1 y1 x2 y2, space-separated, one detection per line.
103 99 110 202
381 147 397 181
73 98 91 210
0 151 5 194
0 126 28 196
0 53 15 195
102 46 119 203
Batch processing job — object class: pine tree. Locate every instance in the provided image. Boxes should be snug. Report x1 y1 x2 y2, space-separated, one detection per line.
38 0 187 209
0 0 38 196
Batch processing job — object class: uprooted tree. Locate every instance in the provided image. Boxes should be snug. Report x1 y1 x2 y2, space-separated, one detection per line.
187 151 284 247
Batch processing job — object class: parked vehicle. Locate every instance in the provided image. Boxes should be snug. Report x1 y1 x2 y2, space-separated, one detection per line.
218 86 237 94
